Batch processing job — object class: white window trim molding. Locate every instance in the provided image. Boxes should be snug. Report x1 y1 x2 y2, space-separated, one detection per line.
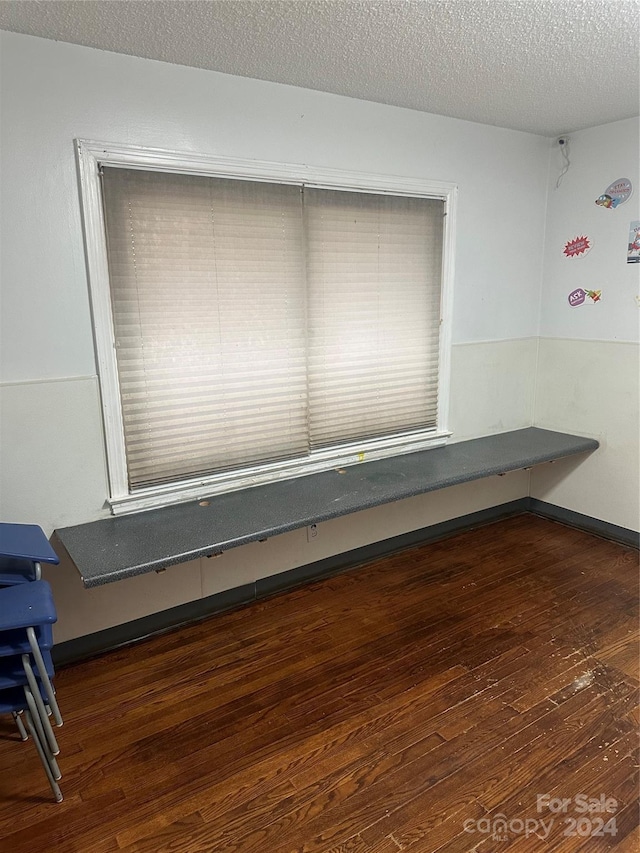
75 139 457 516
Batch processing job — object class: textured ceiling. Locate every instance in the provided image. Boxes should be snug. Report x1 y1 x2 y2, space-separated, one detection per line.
1 0 638 136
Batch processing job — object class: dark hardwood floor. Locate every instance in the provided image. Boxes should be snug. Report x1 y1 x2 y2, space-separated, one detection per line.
0 513 637 852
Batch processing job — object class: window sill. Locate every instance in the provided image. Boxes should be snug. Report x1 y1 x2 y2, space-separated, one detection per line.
109 429 451 516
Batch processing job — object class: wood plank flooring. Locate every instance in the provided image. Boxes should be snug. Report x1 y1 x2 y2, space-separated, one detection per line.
0 513 637 852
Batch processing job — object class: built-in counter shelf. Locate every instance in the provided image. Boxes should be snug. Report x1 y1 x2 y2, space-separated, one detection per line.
54 428 599 588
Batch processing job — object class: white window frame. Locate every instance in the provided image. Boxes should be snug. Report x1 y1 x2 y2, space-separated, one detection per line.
76 139 457 515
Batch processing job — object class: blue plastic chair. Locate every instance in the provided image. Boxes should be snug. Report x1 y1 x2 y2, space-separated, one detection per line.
0 528 65 801
0 581 63 736
0 522 59 585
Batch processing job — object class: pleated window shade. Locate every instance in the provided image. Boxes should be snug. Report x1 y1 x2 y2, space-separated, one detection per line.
305 189 443 447
101 166 444 491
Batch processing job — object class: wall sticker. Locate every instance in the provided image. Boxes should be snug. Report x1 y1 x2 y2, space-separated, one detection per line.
568 288 602 307
627 221 640 263
595 178 633 209
563 235 592 258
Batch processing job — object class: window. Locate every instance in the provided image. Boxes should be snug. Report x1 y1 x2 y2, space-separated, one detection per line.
77 141 455 514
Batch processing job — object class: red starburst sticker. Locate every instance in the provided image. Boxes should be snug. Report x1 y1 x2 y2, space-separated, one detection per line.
563 235 592 258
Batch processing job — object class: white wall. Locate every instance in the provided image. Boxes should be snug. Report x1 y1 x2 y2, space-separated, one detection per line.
531 117 640 531
1 30 548 390
0 32 564 642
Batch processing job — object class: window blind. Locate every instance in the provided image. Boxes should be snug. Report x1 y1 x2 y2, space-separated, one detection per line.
102 168 308 488
305 189 443 447
101 167 444 491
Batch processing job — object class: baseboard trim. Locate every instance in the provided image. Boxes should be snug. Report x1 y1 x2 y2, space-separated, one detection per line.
527 499 639 548
52 583 255 667
255 498 530 598
52 497 637 666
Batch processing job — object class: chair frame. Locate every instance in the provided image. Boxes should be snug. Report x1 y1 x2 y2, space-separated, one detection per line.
2 684 63 802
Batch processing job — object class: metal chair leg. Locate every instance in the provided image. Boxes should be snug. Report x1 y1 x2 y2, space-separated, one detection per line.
22 658 61 758
24 709 63 803
23 686 61 781
12 710 28 741
27 626 63 727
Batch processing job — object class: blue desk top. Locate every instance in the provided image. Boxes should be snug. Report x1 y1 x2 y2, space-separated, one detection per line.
54 428 598 588
0 523 60 564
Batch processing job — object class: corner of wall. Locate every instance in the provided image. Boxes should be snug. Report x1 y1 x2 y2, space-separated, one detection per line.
531 117 640 531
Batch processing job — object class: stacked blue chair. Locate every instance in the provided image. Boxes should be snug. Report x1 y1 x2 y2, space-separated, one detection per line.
0 522 60 585
0 523 64 802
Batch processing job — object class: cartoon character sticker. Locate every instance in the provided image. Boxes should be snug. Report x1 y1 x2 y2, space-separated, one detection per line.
568 288 602 307
563 236 591 258
627 221 640 263
595 178 633 209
